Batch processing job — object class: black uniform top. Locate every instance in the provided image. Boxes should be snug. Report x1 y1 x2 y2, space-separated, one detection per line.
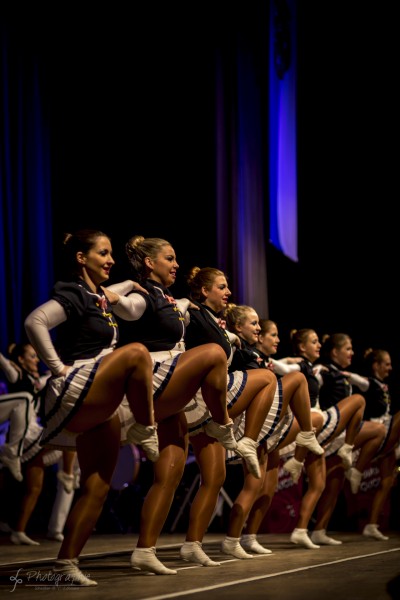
5 364 46 415
52 279 118 364
318 361 352 410
362 377 392 419
297 359 320 408
117 279 185 351
251 347 274 370
229 337 265 372
185 301 232 360
7 368 38 397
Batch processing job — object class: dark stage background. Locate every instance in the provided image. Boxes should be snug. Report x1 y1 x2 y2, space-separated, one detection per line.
1 2 399 392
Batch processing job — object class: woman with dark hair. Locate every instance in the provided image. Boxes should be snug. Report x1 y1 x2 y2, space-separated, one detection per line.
0 341 77 545
350 347 399 540
0 342 50 481
25 229 158 586
310 333 386 544
272 326 366 548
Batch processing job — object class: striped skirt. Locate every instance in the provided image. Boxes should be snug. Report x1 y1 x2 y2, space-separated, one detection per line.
185 370 248 435
226 379 294 464
41 347 182 450
280 405 341 460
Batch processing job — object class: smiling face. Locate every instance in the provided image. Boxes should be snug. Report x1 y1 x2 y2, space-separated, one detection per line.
18 344 40 377
332 336 354 369
202 275 231 313
77 235 115 289
373 352 392 380
299 330 321 364
235 309 261 345
146 244 178 288
257 321 280 356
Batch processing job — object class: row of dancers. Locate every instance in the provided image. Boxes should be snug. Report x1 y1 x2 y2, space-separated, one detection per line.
0 230 398 586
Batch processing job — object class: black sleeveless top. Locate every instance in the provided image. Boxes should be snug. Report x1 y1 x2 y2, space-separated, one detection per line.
117 279 185 351
185 301 232 360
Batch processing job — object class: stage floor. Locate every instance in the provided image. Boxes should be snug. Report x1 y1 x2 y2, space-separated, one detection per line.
1 531 399 599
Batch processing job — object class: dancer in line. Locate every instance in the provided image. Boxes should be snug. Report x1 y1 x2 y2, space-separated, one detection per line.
220 307 324 558
178 274 322 563
25 229 159 586
112 237 240 575
349 347 399 540
311 333 386 545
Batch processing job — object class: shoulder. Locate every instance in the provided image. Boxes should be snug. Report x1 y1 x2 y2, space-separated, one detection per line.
144 281 167 301
52 281 92 315
132 281 174 313
299 358 311 371
188 302 208 321
53 280 81 294
52 281 85 301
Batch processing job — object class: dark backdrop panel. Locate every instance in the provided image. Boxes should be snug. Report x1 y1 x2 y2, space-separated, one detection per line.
2 2 399 400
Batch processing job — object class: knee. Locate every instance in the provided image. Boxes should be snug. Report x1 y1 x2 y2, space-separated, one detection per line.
287 371 302 385
207 343 228 366
214 468 226 489
356 395 366 411
264 369 276 386
84 476 111 505
295 372 307 385
291 371 307 391
377 424 387 442
128 343 152 369
159 454 187 490
313 413 324 432
160 469 184 493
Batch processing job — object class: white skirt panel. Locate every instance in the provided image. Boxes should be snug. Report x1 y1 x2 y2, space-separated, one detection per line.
185 370 248 434
41 348 182 450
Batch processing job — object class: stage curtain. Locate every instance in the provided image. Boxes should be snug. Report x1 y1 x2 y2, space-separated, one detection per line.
0 26 53 350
